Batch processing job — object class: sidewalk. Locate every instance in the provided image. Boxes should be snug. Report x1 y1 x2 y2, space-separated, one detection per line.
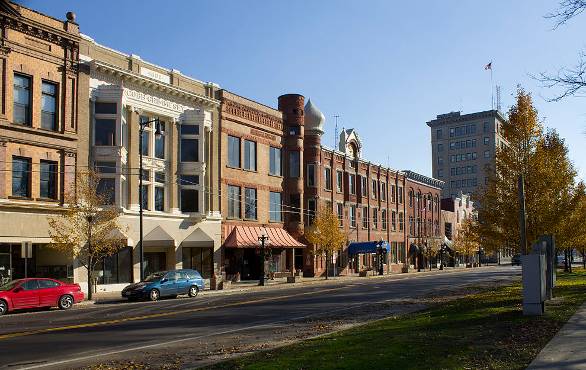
527 302 586 369
85 265 487 305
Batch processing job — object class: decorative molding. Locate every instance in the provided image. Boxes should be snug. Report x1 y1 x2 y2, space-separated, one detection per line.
0 45 10 57
222 99 282 131
0 15 79 49
220 127 282 148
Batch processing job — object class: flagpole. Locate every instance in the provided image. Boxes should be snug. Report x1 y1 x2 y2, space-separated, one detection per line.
490 65 494 110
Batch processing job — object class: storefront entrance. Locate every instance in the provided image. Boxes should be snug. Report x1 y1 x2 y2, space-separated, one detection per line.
144 252 166 277
182 247 213 279
0 244 72 282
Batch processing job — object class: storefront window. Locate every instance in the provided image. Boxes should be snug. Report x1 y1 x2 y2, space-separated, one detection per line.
94 247 132 285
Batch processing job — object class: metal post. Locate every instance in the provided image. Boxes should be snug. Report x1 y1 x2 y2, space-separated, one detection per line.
139 125 144 281
518 174 528 255
258 235 267 286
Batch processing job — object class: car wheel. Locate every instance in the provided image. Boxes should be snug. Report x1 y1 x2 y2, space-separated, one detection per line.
58 295 74 310
148 289 160 301
188 285 199 298
0 300 7 316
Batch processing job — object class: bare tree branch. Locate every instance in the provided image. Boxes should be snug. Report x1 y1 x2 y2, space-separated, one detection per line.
533 51 586 102
545 0 586 28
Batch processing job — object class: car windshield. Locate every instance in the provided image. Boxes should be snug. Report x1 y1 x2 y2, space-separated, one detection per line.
0 280 21 291
144 273 165 282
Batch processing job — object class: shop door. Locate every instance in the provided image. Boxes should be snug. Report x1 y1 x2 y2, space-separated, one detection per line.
242 249 260 280
0 245 11 283
144 252 166 277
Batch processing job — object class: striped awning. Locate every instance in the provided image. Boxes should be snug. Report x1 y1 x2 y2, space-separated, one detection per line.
223 226 305 249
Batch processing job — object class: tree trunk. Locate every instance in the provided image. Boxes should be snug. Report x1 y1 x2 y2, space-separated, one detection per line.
564 249 569 272
582 249 586 269
86 258 93 301
325 252 329 280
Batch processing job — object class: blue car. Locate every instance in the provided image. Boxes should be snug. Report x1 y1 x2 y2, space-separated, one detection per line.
121 269 205 301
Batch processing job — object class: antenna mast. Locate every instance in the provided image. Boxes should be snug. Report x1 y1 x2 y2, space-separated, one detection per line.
496 85 502 112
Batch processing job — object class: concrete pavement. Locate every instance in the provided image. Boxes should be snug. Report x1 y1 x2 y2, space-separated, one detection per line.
528 302 586 369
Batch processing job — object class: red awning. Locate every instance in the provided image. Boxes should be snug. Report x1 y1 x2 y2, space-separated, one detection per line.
223 226 305 249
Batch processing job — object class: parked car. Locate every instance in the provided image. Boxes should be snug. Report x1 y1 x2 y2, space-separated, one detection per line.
0 278 84 316
121 269 205 301
511 254 521 266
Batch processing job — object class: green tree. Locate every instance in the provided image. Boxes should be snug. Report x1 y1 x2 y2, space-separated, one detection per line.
305 206 347 279
48 170 126 300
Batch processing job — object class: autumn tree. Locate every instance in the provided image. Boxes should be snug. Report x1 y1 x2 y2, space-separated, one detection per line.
48 170 126 300
557 182 586 271
305 206 347 279
453 217 480 266
423 237 441 271
476 88 577 255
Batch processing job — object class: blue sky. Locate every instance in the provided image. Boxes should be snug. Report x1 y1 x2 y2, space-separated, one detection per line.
21 0 586 180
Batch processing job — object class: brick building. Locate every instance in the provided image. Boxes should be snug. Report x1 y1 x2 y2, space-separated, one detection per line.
0 3 84 284
218 91 304 282
301 96 443 276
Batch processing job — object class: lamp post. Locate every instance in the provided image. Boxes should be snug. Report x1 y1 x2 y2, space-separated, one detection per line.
376 240 386 276
477 246 484 267
138 117 163 281
258 231 269 286
439 243 445 271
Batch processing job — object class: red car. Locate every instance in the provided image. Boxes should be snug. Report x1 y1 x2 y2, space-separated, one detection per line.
0 278 84 315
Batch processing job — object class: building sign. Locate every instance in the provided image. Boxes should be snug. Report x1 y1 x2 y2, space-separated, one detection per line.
124 89 187 114
140 66 171 84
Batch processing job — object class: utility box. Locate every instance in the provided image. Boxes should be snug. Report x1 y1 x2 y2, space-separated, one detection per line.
538 235 556 299
522 254 546 315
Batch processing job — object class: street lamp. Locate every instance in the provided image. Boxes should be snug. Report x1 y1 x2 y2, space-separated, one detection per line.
477 246 484 267
138 116 163 281
439 243 447 271
376 240 386 276
258 230 270 286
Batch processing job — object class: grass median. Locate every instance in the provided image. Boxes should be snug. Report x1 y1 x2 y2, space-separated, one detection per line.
207 269 586 370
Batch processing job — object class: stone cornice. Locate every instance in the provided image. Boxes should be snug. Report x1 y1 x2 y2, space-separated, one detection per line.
0 13 80 48
221 99 283 131
93 61 219 108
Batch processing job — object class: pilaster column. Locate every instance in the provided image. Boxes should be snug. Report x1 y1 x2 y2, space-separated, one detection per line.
169 117 180 213
0 140 7 198
62 150 76 202
127 106 139 210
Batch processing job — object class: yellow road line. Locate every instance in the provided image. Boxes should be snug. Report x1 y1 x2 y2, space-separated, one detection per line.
0 285 347 341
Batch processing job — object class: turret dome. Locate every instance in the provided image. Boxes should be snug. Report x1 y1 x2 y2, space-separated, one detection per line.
304 99 325 135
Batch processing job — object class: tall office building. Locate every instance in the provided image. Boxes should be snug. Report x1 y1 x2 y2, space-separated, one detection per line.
427 110 507 200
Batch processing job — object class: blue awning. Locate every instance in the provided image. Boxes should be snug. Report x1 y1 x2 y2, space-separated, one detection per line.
347 241 390 255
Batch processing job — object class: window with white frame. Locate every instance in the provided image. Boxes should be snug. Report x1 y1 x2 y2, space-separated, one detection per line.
337 203 344 226
154 171 165 212
336 170 343 192
269 192 282 222
349 174 356 195
349 205 356 228
227 185 241 218
244 187 257 220
269 147 281 176
244 140 256 171
324 167 332 190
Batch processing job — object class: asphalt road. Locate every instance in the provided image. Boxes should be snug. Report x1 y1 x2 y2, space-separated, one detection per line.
0 266 521 369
